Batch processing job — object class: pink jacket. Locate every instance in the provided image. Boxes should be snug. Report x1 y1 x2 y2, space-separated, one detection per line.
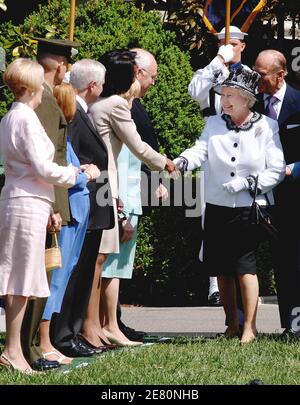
0 102 75 202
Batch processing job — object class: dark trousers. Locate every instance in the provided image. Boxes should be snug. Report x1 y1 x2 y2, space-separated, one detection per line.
50 229 102 349
272 236 300 329
272 180 300 329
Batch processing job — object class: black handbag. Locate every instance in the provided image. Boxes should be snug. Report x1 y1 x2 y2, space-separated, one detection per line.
118 210 127 240
248 176 279 240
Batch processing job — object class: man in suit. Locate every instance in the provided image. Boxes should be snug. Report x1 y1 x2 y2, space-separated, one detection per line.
50 59 115 356
254 49 300 337
21 38 81 370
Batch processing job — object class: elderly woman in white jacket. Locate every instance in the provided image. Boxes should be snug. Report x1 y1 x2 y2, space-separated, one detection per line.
0 59 77 373
175 67 286 343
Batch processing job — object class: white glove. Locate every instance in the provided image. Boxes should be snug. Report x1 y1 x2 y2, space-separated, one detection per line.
173 156 188 172
217 44 234 64
222 176 248 193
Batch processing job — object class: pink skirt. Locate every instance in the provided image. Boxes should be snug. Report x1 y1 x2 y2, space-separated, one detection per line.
0 196 51 297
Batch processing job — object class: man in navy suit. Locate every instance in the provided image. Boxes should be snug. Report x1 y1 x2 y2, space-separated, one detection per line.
50 59 115 355
254 49 300 338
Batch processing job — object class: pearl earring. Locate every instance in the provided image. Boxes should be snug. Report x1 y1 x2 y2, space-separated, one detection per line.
31 92 35 96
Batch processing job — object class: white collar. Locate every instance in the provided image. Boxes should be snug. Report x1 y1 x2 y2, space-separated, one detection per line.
76 95 88 113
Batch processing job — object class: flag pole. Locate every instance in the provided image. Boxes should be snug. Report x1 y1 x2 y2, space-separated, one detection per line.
68 0 76 71
225 0 231 45
69 0 76 41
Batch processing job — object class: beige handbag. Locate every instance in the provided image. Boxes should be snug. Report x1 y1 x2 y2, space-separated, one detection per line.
45 232 62 272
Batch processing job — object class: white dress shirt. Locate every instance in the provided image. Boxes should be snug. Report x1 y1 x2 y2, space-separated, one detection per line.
76 95 88 113
179 113 286 207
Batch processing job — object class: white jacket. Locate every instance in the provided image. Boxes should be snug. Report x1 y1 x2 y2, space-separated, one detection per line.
179 113 286 207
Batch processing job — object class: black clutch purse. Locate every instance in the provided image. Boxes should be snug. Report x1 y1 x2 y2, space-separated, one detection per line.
118 210 127 240
248 176 279 241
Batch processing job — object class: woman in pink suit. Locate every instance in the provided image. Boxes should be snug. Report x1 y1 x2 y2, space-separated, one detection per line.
0 58 77 373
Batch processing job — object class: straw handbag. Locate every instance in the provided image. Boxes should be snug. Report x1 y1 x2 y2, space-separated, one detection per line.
45 232 62 272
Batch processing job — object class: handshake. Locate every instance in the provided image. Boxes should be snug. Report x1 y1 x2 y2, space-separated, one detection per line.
163 156 189 180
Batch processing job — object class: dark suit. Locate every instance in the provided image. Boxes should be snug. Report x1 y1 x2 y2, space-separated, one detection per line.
255 83 300 329
21 83 71 364
50 101 114 350
131 98 159 214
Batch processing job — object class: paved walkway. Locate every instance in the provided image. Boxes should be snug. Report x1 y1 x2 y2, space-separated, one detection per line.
120 301 282 336
0 301 282 335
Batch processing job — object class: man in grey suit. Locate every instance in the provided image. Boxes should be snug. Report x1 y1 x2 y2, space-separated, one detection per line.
51 59 115 356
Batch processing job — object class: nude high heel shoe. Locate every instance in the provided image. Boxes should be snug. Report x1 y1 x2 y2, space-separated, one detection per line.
0 353 36 374
103 329 143 347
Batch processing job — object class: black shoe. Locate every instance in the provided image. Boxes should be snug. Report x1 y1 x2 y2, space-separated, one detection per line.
279 328 300 341
208 292 221 306
119 325 146 342
247 379 264 385
57 338 95 357
77 335 108 354
31 358 61 371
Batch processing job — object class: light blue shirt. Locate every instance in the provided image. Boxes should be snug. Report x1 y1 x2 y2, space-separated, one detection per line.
117 144 142 215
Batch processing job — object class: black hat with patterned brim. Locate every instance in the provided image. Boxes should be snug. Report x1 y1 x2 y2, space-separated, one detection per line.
214 67 261 98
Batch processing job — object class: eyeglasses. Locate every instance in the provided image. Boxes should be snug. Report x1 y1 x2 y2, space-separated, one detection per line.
140 67 157 82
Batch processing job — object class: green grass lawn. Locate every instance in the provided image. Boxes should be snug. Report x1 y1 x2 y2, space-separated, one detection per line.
1 335 300 385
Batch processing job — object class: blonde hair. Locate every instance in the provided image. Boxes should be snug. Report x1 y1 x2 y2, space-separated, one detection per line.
120 80 141 103
53 82 76 124
3 58 44 99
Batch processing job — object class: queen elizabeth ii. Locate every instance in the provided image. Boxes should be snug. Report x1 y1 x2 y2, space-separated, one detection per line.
174 67 286 343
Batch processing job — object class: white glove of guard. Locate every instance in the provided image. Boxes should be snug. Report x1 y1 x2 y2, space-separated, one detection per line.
217 44 234 64
222 176 248 193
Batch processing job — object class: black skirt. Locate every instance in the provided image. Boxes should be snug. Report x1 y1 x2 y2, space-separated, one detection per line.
203 203 267 277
